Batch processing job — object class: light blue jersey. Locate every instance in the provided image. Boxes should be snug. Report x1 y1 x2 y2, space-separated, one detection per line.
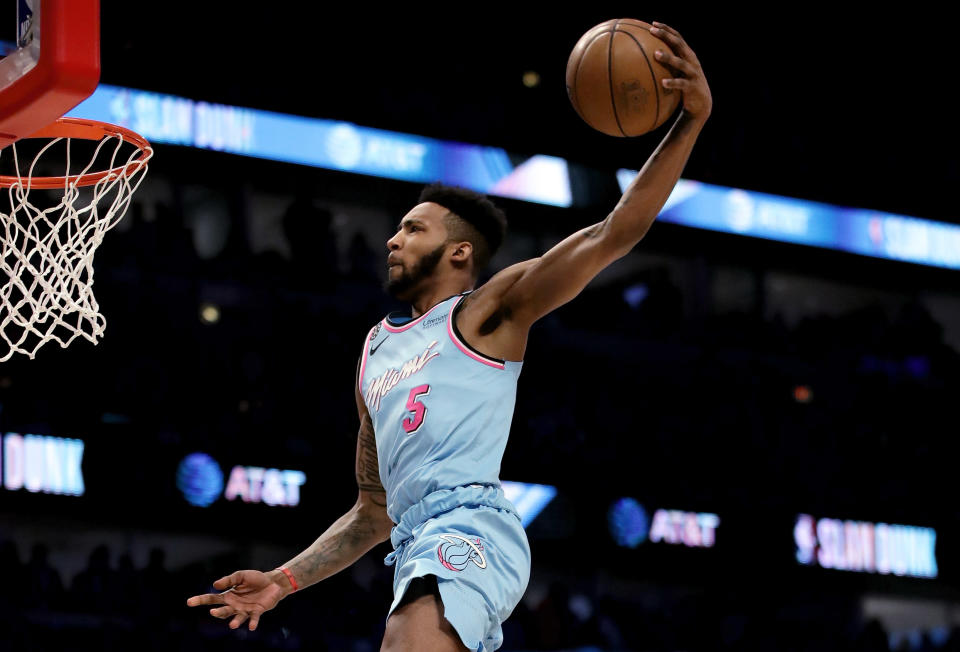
358 292 522 523
357 292 531 651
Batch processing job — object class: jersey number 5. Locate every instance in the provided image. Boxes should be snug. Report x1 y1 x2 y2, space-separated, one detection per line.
402 384 431 434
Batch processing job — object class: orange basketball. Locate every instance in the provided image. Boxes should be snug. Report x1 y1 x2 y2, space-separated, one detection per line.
566 19 682 137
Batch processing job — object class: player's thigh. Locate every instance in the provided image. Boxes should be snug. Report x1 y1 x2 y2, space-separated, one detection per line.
381 577 469 652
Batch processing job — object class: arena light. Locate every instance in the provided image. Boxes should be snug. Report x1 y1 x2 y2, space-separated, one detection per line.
199 303 221 325
794 514 938 579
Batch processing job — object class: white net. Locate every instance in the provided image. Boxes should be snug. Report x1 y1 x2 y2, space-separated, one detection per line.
0 126 152 361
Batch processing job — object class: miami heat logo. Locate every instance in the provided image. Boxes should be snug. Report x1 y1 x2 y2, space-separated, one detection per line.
437 534 487 572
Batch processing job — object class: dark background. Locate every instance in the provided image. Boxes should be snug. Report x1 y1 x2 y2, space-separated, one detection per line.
1 3 959 651
94 3 960 223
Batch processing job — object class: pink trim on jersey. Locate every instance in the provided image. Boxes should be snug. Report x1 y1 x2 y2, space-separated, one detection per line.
382 299 449 333
446 295 505 370
357 325 377 395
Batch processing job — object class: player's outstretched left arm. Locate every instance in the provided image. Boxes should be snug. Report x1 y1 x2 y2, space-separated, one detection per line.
185 380 394 631
497 22 711 329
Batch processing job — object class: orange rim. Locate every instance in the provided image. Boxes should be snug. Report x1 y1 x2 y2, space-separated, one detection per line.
0 117 153 189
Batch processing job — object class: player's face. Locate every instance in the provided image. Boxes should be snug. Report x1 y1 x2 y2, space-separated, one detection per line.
385 203 450 300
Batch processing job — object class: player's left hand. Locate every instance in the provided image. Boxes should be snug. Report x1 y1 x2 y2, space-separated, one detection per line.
650 22 712 122
186 569 290 631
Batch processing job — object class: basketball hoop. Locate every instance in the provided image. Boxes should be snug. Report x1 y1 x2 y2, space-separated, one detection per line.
0 117 153 361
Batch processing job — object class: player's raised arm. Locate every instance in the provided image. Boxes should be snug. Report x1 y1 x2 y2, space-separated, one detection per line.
185 379 394 631
500 22 711 328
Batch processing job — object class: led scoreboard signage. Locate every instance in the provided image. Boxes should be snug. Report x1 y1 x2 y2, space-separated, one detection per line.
608 498 720 549
176 452 306 508
67 85 573 207
175 453 556 527
616 174 960 270
1 432 85 496
794 514 938 579
58 79 960 270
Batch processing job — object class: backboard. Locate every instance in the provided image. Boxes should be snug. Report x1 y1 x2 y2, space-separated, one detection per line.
0 0 99 149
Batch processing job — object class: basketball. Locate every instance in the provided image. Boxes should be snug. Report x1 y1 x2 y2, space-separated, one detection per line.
566 19 682 137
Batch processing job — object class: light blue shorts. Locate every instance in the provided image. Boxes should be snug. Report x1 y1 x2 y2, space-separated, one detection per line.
384 485 531 652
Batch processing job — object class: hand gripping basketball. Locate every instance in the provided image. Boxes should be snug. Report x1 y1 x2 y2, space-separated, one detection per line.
565 19 711 136
649 22 712 121
186 569 293 631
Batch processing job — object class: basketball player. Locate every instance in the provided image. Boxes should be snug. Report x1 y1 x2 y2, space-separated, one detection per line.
187 21 711 652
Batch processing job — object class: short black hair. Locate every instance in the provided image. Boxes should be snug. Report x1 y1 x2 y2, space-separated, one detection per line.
418 183 507 274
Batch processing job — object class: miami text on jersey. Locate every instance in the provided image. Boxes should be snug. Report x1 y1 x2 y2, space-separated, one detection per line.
365 341 440 412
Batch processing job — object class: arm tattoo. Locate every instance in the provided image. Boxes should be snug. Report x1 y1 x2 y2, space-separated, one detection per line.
292 509 382 581
355 415 387 506
283 411 390 586
582 224 601 238
582 218 609 239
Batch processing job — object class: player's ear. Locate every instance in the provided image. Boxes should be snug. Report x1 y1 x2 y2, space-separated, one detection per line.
450 241 473 263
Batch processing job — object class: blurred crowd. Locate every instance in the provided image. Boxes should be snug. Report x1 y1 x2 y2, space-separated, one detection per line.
3 190 953 519
3 537 959 651
1 186 959 650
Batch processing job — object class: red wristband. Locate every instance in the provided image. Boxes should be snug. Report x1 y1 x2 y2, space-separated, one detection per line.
277 566 298 592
